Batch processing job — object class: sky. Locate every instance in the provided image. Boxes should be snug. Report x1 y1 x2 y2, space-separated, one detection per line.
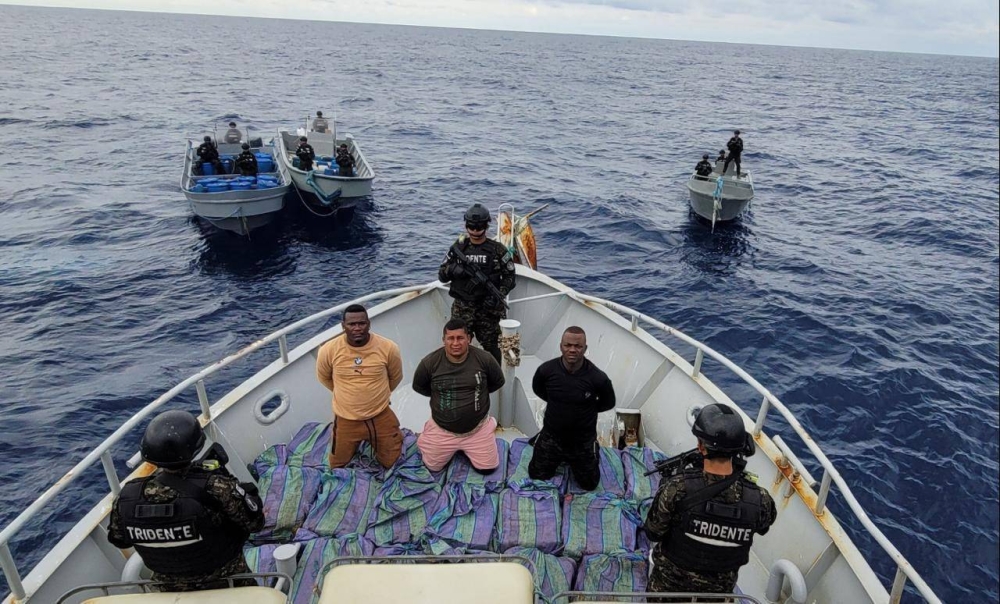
4 0 999 57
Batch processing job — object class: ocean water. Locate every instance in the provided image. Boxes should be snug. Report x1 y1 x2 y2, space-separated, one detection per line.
0 5 997 600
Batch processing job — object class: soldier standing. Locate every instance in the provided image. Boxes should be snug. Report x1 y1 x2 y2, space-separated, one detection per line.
438 203 516 364
107 411 264 592
295 136 316 171
234 143 258 177
722 130 744 178
644 404 776 599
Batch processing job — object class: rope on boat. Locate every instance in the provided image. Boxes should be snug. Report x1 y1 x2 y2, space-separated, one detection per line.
292 181 338 218
305 171 344 205
711 176 724 233
499 332 521 367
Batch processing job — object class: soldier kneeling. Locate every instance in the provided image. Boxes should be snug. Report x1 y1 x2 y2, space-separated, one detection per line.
108 410 264 592
644 404 777 600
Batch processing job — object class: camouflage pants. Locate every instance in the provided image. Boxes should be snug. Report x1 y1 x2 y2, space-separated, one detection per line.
647 552 739 602
153 555 256 592
451 299 505 364
528 431 600 491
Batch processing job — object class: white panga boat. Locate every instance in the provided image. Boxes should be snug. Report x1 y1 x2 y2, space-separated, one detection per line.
181 137 291 235
687 161 755 227
276 129 374 213
0 267 942 604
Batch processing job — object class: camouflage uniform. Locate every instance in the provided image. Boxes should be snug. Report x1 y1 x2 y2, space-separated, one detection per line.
108 462 264 592
439 235 516 363
644 471 776 600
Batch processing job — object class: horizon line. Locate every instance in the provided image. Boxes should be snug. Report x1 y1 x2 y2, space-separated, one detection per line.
2 2 999 59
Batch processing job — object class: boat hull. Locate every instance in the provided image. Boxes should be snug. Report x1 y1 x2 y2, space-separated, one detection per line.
277 130 375 212
686 172 754 223
180 139 291 234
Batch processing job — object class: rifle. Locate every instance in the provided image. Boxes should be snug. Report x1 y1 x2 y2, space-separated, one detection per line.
449 243 509 310
643 448 702 478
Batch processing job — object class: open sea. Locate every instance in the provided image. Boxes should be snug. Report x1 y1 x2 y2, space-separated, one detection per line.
0 5 997 601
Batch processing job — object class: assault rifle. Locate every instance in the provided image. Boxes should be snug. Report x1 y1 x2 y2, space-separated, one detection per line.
449 243 509 310
644 448 702 478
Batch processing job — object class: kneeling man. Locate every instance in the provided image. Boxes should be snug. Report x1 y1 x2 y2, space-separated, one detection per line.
413 319 504 472
529 326 616 490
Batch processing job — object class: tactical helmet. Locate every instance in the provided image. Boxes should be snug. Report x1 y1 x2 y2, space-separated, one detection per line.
229 122 237 127
463 203 491 224
317 111 323 117
702 153 710 159
242 143 250 150
140 410 205 470
692 404 748 456
734 129 741 135
203 136 212 142
300 136 308 142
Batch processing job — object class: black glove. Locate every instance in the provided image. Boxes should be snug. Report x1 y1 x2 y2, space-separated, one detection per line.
450 263 467 279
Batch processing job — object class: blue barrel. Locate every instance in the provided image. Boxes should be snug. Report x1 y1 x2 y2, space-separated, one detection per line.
201 162 215 176
229 182 252 191
206 183 229 193
324 166 339 175
258 158 275 173
221 158 234 174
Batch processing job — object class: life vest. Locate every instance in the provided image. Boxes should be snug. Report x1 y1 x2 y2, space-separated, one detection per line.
116 469 247 576
663 470 763 573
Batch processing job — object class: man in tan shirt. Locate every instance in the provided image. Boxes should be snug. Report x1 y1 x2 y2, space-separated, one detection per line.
316 304 404 468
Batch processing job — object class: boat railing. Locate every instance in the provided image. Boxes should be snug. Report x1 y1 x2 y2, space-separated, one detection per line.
0 279 939 603
558 291 940 604
0 284 434 601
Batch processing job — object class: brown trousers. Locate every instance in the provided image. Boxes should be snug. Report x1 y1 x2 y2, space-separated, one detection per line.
328 406 404 469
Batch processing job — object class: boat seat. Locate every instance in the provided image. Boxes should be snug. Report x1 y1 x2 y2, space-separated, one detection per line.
317 562 534 604
81 586 285 604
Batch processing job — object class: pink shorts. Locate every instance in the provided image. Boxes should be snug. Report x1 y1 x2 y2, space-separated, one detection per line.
417 416 499 472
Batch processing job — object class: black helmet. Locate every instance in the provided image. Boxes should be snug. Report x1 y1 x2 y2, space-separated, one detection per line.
203 135 212 142
317 110 323 117
229 121 237 127
300 136 308 142
702 153 710 159
140 410 205 470
241 143 250 150
734 129 741 135
463 203 491 224
692 404 749 457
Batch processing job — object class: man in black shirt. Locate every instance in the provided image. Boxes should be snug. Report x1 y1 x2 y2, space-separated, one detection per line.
528 326 616 490
695 154 714 179
295 136 316 171
413 318 505 472
722 130 744 178
196 136 223 175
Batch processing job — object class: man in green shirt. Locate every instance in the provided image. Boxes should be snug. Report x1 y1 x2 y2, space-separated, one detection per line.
413 318 504 472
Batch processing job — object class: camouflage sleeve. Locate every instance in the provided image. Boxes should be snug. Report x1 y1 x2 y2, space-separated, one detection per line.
756 487 777 536
106 502 133 549
643 475 685 542
495 245 516 295
206 474 265 533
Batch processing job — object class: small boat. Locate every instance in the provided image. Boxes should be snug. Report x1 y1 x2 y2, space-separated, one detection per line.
181 137 291 235
276 129 374 213
0 272 943 603
496 203 545 270
686 161 755 228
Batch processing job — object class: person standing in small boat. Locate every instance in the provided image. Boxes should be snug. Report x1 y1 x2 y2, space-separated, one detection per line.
438 203 517 364
644 404 776 599
528 326 616 491
695 154 714 179
336 143 355 177
316 304 405 469
312 111 330 133
722 130 744 178
235 143 258 177
296 136 316 171
196 136 223 175
223 121 242 144
412 318 505 473
107 411 264 592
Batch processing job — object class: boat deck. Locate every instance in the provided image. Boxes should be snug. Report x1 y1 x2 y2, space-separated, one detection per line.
240 419 670 603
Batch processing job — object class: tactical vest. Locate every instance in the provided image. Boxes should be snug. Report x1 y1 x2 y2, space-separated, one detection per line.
449 239 502 303
117 469 247 576
663 470 763 573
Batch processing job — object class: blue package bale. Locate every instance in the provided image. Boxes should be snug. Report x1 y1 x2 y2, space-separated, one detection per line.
504 546 577 602
497 486 563 554
299 469 382 540
561 492 641 558
574 552 648 594
566 446 627 496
